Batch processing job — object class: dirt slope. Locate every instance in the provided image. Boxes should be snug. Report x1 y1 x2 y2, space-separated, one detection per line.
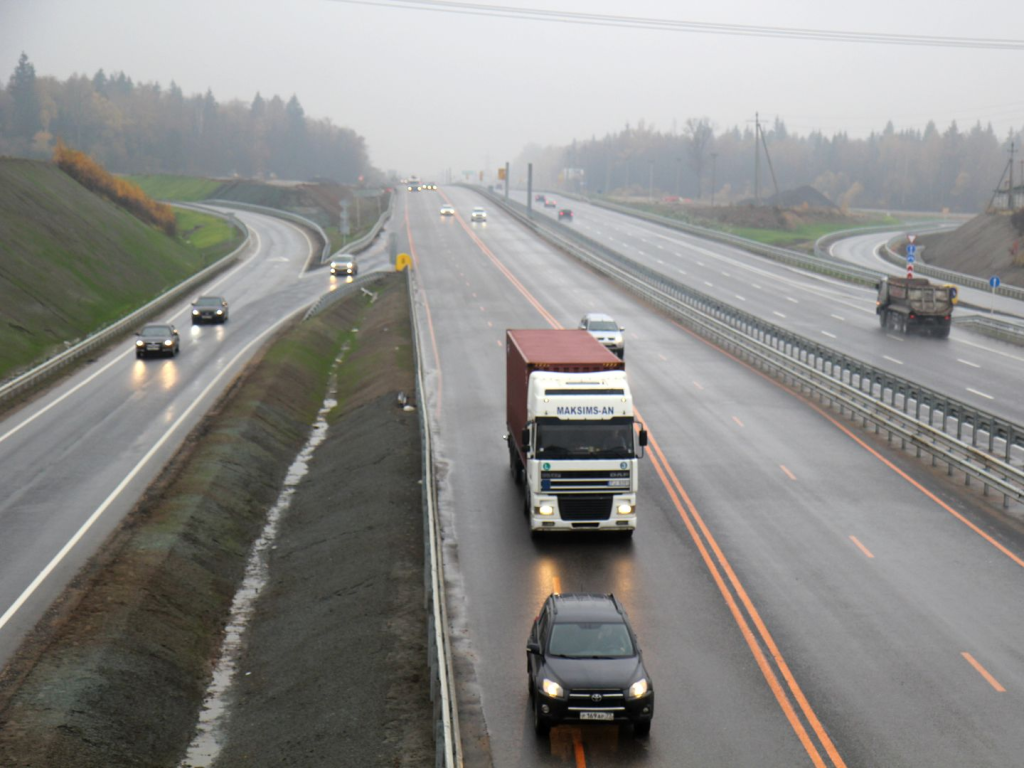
917 210 1024 287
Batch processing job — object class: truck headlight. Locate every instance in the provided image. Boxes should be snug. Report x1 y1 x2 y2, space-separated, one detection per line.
617 504 634 515
629 678 648 699
538 504 554 516
541 679 564 699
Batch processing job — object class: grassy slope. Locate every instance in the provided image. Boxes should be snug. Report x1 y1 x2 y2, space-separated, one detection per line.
125 174 224 202
0 159 215 380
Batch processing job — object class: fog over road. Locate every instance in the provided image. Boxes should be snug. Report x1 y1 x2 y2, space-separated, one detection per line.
406 186 1024 767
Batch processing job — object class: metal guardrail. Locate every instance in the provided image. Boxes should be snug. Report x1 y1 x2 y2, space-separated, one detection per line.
881 235 1024 302
331 192 394 261
302 272 391 320
0 206 251 406
478 187 1024 508
406 267 460 767
954 314 1024 345
205 199 331 263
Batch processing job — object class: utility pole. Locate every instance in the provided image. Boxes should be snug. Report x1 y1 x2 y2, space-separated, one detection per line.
1009 142 1016 210
711 152 718 207
648 161 654 202
527 163 533 217
754 112 761 206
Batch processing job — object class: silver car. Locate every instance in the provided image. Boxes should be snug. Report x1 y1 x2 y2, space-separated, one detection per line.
330 255 357 276
579 312 625 359
470 207 487 222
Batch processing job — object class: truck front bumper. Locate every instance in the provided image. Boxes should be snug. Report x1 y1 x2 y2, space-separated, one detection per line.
529 493 637 532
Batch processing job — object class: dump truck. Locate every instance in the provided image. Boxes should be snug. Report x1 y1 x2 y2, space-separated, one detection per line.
876 276 954 338
505 329 647 536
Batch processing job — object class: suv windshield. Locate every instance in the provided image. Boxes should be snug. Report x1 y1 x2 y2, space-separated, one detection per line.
587 320 618 331
536 417 634 459
549 622 634 658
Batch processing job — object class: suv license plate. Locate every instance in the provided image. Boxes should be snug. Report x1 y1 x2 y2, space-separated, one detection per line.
580 712 614 721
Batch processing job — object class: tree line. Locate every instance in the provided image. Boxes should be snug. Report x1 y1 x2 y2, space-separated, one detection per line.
0 53 373 183
517 115 1023 213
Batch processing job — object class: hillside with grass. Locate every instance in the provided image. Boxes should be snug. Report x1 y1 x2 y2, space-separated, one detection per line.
0 158 237 382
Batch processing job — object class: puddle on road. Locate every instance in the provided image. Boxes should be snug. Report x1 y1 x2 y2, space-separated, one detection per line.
179 354 344 768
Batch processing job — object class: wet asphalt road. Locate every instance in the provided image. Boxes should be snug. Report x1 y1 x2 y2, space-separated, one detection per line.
405 186 1024 767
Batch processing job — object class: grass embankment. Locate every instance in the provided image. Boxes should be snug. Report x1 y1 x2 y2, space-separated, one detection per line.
607 198 897 251
174 208 245 264
0 158 241 382
0 276 410 767
126 174 225 202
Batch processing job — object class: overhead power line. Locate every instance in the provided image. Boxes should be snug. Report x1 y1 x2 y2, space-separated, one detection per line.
330 0 1024 50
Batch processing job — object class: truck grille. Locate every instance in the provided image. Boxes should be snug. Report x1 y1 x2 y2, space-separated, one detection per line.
559 495 613 521
542 470 630 492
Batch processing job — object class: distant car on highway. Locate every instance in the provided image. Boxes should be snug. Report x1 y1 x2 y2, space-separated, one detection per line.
535 194 546 203
407 183 420 192
527 593 653 737
557 208 573 222
191 295 229 324
440 203 455 216
544 199 557 208
579 312 625 358
424 182 438 190
135 323 180 359
330 255 358 276
471 207 487 222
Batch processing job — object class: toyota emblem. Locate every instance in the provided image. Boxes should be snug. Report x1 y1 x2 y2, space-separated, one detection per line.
591 693 603 702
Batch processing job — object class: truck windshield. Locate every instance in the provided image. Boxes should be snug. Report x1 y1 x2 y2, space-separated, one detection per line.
535 417 635 459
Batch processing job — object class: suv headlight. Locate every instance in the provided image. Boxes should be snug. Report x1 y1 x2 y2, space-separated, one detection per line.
163 339 174 346
628 678 648 699
192 309 200 315
541 678 564 699
135 340 144 347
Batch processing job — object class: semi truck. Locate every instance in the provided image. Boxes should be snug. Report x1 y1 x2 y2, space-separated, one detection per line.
505 329 647 536
876 276 954 338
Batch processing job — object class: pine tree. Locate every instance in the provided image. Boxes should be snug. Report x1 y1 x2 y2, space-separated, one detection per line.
8 52 41 139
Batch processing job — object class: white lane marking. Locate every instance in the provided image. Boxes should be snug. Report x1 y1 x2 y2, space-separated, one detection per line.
657 244 665 249
295 225 316 278
773 311 787 318
752 283 763 289
883 355 904 365
638 251 647 256
678 268 688 275
657 259 665 265
830 314 846 321
0 309 299 636
786 296 799 304
696 261 705 267
0 228 265 448
957 358 981 368
721 271 731 277
953 336 1024 363
704 281 714 287
885 334 905 342
822 331 837 339
735 294 747 301
967 387 995 400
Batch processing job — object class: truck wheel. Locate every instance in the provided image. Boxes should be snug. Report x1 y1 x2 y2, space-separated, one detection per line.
936 326 950 339
878 312 887 329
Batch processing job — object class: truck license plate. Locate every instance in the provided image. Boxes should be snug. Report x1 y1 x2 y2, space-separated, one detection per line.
580 711 614 721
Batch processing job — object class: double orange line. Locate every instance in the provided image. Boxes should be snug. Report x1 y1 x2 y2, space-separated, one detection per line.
419 189 845 767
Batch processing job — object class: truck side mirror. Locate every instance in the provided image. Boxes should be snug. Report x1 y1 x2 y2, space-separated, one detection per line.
526 641 541 655
875 281 881 290
639 429 648 447
521 427 530 451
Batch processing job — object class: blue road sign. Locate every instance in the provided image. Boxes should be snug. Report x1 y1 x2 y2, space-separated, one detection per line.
906 244 917 256
907 255 916 263
989 276 1001 288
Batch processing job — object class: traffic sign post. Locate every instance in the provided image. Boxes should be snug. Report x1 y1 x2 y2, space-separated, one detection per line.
906 245 916 279
989 275 1000 313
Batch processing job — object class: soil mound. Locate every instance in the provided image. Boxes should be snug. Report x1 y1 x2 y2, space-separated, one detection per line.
916 210 1024 287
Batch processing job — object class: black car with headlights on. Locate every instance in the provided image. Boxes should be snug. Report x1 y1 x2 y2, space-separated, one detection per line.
527 593 653 737
191 295 229 324
135 323 179 359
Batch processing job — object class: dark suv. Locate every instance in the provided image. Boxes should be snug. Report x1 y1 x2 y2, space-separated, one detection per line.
527 593 653 737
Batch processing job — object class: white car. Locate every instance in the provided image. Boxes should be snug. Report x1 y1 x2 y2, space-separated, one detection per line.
440 204 455 216
471 207 487 222
579 312 625 359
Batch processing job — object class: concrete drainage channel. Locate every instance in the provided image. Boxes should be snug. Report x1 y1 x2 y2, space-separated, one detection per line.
474 187 1024 511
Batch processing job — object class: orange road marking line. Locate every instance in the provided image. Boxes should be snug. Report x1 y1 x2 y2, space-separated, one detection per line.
640 424 830 768
962 652 1006 692
496 340 502 347
404 203 443 420
781 465 797 481
693 381 704 390
573 729 586 768
670 317 1024 571
849 536 874 559
658 353 668 361
733 416 745 427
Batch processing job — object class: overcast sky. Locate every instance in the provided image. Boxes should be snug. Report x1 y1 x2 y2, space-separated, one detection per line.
3 0 1024 180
